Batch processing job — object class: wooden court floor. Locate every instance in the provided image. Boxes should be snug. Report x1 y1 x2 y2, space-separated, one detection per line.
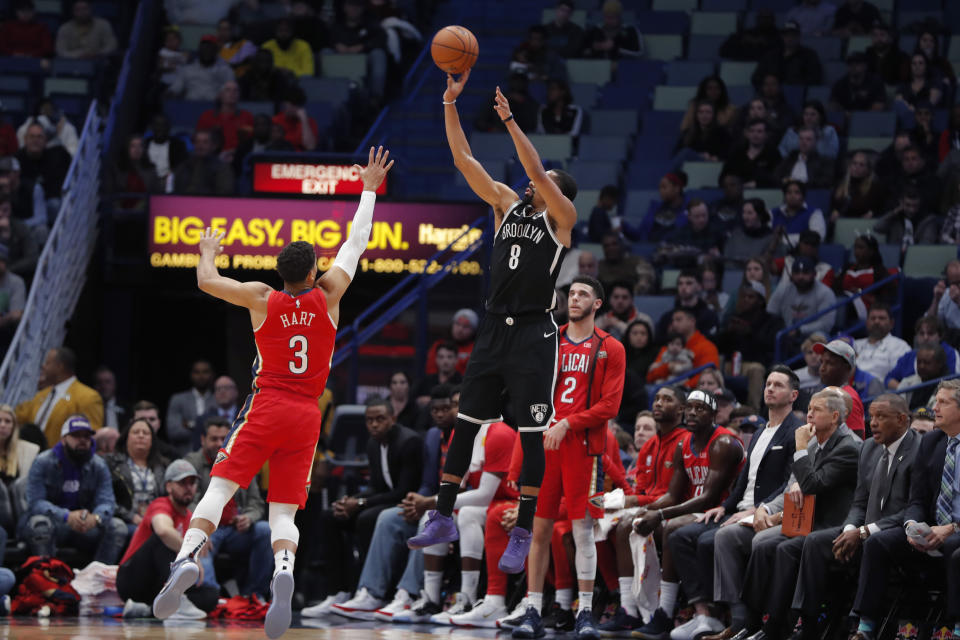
0 616 505 639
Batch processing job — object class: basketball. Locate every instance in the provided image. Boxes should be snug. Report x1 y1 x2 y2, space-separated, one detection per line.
431 25 478 75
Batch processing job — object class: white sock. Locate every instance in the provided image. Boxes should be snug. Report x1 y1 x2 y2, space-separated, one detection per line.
274 549 295 576
528 591 543 613
618 577 638 617
578 591 593 614
424 570 443 604
660 581 679 617
556 588 574 610
461 570 480 602
176 528 208 562
395 588 411 603
485 594 505 608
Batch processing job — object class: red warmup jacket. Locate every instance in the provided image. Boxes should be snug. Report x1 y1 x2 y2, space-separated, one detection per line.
628 425 687 505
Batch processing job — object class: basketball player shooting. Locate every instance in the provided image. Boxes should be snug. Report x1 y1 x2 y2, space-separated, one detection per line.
152 146 393 639
407 69 578 575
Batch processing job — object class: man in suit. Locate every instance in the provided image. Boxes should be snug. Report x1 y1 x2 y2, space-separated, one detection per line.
16 347 104 447
851 379 960 640
164 359 214 455
739 387 861 640
314 396 423 601
671 366 804 640
94 365 126 430
792 393 919 640
192 375 239 450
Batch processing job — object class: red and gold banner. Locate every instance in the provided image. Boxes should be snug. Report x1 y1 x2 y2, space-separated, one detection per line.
252 162 388 195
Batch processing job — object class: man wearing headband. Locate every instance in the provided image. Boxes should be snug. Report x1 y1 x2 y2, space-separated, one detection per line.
631 390 743 640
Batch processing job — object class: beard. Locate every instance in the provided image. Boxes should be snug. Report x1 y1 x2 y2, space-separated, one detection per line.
65 444 92 465
519 189 534 207
171 493 193 508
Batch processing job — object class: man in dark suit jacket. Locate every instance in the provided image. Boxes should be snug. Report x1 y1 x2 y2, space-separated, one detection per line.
669 366 803 640
772 127 835 189
738 387 861 640
316 396 423 598
851 380 960 640
792 394 919 640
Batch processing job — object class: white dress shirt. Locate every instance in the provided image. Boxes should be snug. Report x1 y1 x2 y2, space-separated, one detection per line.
854 333 912 381
36 375 77 434
738 421 783 511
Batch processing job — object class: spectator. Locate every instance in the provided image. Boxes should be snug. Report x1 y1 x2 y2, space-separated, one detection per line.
329 0 389 103
387 371 418 429
773 126 836 188
185 417 272 600
239 49 294 103
751 21 822 87
18 98 79 157
232 113 295 176
874 187 939 250
16 347 103 446
510 25 565 83
0 403 38 553
722 118 781 189
0 243 25 351
417 385 459 498
0 157 33 224
773 229 836 289
732 98 773 144
639 171 688 242
578 250 599 278
413 341 463 408
173 129 234 195
622 316 658 382
813 340 866 436
165 359 214 456
424 309 476 377
157 27 190 86
757 73 796 138
474 73 539 134
890 144 941 215
723 198 775 266
742 256 774 301
216 17 257 76
853 303 911 382
939 104 960 163
786 0 837 36
934 259 960 332
897 343 948 409
581 0 641 60
116 459 217 618
167 35 235 102
535 79 583 136
836 234 896 318
864 22 908 85
830 150 886 221
15 123 72 214
131 400 180 462
779 100 840 159
894 53 944 127
196 81 254 154
0 0 53 57
660 198 724 265
916 29 955 85
105 417 170 536
544 0 584 59
716 281 785 406
111 135 162 208
272 87 320 153
795 331 827 390
771 179 827 244
767 255 837 348
673 101 732 165
164 0 236 24
875 130 914 182
700 259 729 316
597 231 651 294
710 171 745 233
910 101 939 162
909 406 934 433
55 0 117 59
263 19 314 78
840 335 886 400
829 52 886 112
680 76 738 132
647 332 694 384
718 9 781 62
193 375 238 447
145 114 188 182
95 366 125 430
19 415 126 563
697 367 726 395
595 282 639 340
647 308 719 388
885 315 960 389
587 185 624 242
655 269 720 340
832 0 881 36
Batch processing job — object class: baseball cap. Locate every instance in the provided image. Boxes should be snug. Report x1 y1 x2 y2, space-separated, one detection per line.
813 339 856 369
61 415 94 437
453 308 479 330
741 414 768 430
793 255 816 273
912 406 933 420
164 459 200 483
687 389 717 411
715 388 737 405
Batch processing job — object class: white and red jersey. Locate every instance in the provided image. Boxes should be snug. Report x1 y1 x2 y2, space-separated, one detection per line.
681 426 740 500
464 422 519 501
252 288 336 399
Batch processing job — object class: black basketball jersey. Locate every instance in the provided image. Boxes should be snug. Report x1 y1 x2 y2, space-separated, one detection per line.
485 201 567 315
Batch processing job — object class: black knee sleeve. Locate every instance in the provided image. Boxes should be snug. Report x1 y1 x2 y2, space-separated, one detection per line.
518 431 545 489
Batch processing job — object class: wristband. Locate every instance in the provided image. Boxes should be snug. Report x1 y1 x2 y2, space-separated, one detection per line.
442 99 456 105
502 113 514 123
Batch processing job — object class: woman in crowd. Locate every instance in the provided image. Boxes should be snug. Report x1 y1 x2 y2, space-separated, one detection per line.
0 404 38 535
894 52 944 126
722 256 774 322
387 370 418 429
723 198 775 265
673 100 732 165
778 100 839 159
830 150 887 221
700 259 729 316
696 368 726 394
106 417 170 537
680 75 737 132
536 78 583 137
622 317 658 380
914 29 955 88
836 233 897 319
111 134 162 209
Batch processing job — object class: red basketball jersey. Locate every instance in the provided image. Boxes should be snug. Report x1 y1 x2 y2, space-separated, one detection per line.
681 426 738 499
554 333 594 420
252 288 336 399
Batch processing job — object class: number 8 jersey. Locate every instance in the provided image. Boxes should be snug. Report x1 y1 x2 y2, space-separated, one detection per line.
252 288 337 398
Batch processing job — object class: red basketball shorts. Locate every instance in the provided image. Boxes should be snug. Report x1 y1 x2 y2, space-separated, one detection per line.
210 390 323 508
536 443 604 521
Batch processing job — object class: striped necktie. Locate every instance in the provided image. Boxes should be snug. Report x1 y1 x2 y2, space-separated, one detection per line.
936 439 958 526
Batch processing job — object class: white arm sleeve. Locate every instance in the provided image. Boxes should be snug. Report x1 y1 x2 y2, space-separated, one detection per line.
332 190 376 280
453 471 502 509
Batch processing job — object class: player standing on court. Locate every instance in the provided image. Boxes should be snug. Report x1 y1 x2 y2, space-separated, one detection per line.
514 275 626 640
152 146 394 639
407 70 579 575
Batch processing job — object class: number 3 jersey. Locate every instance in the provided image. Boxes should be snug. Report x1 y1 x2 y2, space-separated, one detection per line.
252 288 337 398
486 201 568 315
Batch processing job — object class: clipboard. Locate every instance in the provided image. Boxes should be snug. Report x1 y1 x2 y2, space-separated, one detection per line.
782 495 815 537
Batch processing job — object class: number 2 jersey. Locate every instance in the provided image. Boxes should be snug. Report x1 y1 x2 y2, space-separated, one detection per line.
252 288 337 399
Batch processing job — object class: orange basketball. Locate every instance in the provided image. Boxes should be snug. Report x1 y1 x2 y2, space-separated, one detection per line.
431 25 479 75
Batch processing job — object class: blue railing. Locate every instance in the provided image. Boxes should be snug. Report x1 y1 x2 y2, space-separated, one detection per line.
0 101 102 403
862 372 960 405
773 271 904 365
